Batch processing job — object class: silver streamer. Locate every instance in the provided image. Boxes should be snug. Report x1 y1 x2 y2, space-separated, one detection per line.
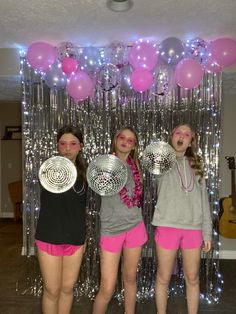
38 156 77 193
20 53 222 304
143 141 176 175
86 154 128 196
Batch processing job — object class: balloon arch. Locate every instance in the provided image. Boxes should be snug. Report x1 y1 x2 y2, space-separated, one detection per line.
24 37 236 99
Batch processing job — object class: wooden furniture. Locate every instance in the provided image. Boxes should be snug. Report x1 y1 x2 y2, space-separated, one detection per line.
8 180 22 221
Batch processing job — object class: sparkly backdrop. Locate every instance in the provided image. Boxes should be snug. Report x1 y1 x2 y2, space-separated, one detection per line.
20 56 223 303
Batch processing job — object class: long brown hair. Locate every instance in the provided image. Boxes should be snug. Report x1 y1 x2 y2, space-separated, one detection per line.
170 123 204 181
111 126 142 175
57 125 87 182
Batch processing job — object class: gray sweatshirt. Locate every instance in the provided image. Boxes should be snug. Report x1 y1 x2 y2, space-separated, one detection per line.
100 166 143 236
152 156 212 242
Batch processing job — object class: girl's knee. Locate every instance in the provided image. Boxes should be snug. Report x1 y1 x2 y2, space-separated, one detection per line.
99 284 115 302
44 284 60 300
185 274 199 286
156 273 170 287
61 283 74 296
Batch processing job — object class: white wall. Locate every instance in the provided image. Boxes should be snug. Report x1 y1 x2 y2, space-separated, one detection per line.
219 72 236 258
0 101 22 218
0 48 19 76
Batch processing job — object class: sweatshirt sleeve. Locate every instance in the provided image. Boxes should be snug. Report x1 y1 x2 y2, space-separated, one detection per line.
201 179 212 242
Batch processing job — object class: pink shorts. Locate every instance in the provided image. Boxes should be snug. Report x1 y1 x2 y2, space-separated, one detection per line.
35 239 82 256
100 221 148 253
154 226 203 250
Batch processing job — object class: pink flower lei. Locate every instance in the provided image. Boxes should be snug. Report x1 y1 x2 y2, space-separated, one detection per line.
119 156 142 208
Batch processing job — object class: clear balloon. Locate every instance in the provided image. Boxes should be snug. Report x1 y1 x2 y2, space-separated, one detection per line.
130 68 153 92
57 42 79 61
97 63 121 92
208 37 236 68
27 42 57 71
61 57 78 75
174 58 203 89
79 46 102 74
44 61 67 90
67 71 94 101
152 65 172 96
120 64 133 94
104 42 129 66
159 37 185 65
128 41 158 71
184 37 209 64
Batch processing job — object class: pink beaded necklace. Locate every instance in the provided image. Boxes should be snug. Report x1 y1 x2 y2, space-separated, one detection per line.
119 156 142 208
176 157 194 193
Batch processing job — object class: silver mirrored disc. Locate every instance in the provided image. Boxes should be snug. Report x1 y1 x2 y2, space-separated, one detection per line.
87 154 128 196
39 156 77 193
143 141 176 175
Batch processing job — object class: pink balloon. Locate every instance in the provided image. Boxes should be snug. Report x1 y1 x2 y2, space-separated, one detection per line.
209 38 236 68
61 57 78 75
67 71 93 101
175 58 203 89
204 56 222 73
27 42 57 71
130 68 153 92
128 41 158 71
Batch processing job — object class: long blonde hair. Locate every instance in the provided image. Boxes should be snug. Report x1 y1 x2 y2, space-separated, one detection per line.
170 123 204 181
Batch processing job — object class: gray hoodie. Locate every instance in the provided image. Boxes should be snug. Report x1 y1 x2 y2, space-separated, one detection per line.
152 156 212 242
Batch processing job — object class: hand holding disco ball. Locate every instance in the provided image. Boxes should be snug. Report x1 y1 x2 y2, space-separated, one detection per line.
143 141 176 175
86 154 128 196
39 156 77 193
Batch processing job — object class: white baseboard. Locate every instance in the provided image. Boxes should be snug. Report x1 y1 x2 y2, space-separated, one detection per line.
219 250 236 259
0 212 14 218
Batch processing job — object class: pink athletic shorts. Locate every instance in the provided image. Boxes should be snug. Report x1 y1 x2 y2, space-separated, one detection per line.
35 239 82 256
100 220 148 253
154 226 203 250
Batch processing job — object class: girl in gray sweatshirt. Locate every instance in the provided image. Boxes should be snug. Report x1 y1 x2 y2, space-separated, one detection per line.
152 123 212 314
93 126 147 314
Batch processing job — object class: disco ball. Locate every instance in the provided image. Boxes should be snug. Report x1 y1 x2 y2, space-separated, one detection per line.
143 141 176 175
86 154 128 196
39 156 77 193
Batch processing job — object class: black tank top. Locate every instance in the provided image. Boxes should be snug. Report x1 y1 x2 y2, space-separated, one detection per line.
35 178 87 245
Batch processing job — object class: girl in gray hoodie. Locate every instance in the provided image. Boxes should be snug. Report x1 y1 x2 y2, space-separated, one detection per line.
152 123 212 314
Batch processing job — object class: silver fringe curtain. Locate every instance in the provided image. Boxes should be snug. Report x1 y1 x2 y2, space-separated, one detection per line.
20 56 223 303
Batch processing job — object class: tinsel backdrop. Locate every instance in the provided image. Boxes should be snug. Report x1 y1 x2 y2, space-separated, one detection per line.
20 41 223 303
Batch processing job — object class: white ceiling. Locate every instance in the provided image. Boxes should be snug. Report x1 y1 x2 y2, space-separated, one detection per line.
0 0 236 101
1 0 236 49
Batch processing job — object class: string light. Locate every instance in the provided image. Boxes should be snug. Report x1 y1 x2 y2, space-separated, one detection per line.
19 42 223 304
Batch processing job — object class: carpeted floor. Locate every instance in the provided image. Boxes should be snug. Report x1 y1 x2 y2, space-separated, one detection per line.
0 219 235 313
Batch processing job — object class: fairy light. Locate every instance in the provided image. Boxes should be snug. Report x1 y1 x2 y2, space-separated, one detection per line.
18 37 227 302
